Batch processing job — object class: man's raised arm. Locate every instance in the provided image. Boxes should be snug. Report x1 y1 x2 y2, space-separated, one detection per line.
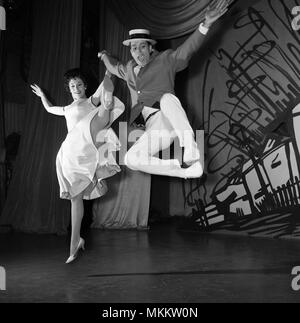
98 50 128 80
172 0 229 71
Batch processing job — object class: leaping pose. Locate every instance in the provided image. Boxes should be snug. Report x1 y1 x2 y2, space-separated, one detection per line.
98 0 229 179
31 69 124 263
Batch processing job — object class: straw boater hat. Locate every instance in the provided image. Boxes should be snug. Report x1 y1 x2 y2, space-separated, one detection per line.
123 29 157 46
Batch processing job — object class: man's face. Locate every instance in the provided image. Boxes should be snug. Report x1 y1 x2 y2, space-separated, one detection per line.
130 40 152 67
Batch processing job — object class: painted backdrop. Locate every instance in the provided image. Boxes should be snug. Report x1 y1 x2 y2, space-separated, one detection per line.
172 0 300 239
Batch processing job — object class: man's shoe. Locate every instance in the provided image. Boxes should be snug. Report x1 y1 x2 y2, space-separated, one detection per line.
184 161 203 179
183 142 200 165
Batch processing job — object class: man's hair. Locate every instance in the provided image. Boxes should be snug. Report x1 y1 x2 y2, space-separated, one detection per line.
63 68 88 93
130 41 153 48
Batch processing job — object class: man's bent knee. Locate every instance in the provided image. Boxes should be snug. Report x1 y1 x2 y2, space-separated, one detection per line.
160 93 174 105
124 149 151 170
124 151 139 170
160 93 181 111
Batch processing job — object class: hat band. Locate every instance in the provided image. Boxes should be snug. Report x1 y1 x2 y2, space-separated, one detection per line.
129 33 151 40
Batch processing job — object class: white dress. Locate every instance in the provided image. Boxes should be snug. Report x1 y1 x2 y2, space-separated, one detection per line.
55 96 124 200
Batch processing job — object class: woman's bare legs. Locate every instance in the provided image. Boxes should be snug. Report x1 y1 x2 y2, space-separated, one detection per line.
66 192 85 263
90 75 115 148
90 76 124 149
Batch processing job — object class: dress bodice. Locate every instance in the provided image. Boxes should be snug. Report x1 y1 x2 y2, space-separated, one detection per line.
64 97 96 132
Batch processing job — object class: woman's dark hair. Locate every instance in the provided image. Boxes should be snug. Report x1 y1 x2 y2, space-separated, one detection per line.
63 68 88 93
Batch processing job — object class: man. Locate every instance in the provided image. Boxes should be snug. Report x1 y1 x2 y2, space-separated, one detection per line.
98 0 229 178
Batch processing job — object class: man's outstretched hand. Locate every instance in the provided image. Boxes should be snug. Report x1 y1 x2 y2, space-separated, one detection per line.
204 0 229 28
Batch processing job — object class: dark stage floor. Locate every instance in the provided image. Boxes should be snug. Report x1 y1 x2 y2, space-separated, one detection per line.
1 220 300 303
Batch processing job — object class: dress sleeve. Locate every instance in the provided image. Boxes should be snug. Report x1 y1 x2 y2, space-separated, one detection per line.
47 106 65 116
87 96 98 108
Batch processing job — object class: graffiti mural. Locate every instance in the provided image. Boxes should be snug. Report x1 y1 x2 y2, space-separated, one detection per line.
183 0 300 238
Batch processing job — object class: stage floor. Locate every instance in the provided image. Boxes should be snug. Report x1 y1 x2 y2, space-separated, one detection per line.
1 220 300 303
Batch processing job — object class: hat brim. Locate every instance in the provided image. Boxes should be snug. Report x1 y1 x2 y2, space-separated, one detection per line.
123 38 157 46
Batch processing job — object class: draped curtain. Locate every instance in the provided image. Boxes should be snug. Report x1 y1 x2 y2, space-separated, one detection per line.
0 0 82 234
0 28 6 213
4 102 25 136
108 0 235 39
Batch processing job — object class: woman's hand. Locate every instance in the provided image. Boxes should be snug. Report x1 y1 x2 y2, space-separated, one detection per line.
30 84 45 98
204 0 229 28
30 84 61 114
98 50 109 60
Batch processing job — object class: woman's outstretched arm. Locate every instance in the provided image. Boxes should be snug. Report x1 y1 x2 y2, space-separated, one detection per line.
31 84 65 116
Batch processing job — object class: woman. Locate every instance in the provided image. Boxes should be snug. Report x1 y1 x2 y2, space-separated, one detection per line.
31 69 124 263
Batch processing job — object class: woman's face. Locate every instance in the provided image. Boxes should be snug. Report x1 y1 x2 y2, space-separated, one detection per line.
68 77 86 100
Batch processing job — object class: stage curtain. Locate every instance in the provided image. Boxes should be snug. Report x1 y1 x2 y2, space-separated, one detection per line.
0 0 82 234
91 163 151 230
92 2 151 229
0 28 6 213
108 0 235 39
